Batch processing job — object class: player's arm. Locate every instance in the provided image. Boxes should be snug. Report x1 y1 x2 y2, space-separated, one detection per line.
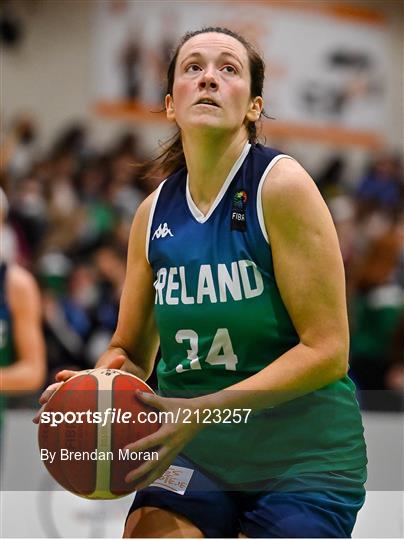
95 192 159 381
0 266 46 393
196 157 349 411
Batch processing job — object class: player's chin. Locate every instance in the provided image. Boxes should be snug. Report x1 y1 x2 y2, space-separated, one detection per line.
189 107 223 120
185 115 230 133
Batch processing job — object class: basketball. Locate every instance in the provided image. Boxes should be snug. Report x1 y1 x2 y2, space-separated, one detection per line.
38 368 160 499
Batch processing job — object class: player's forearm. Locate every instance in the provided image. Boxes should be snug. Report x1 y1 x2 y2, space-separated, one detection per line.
193 341 348 413
0 361 45 393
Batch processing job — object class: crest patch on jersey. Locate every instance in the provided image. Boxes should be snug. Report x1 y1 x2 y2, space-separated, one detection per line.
231 190 247 231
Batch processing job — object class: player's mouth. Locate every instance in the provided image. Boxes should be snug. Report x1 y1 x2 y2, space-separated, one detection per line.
194 97 220 108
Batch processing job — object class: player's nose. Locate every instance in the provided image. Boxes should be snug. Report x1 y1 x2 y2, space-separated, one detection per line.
198 68 218 90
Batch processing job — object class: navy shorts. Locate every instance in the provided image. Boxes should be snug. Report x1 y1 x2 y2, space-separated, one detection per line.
126 455 366 538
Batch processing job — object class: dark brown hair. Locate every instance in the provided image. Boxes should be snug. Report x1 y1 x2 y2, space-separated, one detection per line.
151 27 266 178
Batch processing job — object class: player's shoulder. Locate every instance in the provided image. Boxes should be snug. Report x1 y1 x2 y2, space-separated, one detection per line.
130 180 168 240
261 154 318 208
136 189 157 222
7 264 37 291
6 264 40 308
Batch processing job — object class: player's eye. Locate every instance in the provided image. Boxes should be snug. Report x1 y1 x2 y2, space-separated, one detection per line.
222 65 237 74
185 64 201 73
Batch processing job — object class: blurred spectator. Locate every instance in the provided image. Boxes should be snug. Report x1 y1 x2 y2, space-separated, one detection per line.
9 175 48 261
120 36 143 100
40 257 92 383
328 195 356 266
51 123 90 164
384 316 404 394
348 215 403 410
107 175 142 222
316 156 347 200
46 151 80 220
111 132 142 161
356 154 403 216
85 243 126 365
0 114 41 186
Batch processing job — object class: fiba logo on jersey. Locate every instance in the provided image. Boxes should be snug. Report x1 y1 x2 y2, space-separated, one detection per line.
233 190 247 208
231 190 248 232
152 223 174 240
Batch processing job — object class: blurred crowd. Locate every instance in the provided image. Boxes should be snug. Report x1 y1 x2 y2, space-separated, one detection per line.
318 154 404 410
1 114 403 410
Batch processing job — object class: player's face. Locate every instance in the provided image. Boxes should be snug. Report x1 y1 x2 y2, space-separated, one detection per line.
165 33 262 137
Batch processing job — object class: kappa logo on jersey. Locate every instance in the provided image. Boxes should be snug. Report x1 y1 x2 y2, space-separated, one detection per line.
152 222 174 240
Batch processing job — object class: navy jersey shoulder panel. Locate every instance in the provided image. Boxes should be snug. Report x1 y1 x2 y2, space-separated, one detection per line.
160 167 187 199
153 167 188 223
251 143 284 164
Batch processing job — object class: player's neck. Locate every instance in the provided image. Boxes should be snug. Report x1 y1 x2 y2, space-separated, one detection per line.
183 132 248 216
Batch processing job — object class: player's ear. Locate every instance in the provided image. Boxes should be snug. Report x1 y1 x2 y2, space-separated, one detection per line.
165 94 175 122
246 96 263 123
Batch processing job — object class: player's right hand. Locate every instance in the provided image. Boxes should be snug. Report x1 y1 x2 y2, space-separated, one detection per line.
32 356 126 424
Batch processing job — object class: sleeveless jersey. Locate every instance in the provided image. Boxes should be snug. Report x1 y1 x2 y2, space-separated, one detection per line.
0 263 14 424
147 142 367 483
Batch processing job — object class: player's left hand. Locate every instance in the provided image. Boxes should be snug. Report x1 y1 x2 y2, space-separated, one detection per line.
123 391 204 490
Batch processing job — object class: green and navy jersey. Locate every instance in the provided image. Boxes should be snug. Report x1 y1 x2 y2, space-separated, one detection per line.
0 263 14 424
147 142 367 483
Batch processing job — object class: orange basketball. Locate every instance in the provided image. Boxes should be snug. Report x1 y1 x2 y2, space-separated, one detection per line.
38 368 160 499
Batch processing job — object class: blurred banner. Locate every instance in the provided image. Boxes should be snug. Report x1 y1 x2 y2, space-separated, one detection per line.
92 0 388 144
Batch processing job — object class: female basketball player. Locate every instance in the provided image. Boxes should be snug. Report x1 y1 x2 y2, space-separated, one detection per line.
36 28 367 538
